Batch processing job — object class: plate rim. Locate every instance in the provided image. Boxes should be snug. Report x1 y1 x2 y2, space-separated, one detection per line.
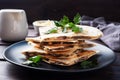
2 40 116 73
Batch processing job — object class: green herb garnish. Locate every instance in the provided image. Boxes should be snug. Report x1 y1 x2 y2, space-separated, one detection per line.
45 27 58 34
67 22 83 33
73 13 81 24
54 16 69 27
53 13 82 33
23 55 42 66
59 15 69 26
72 26 82 33
29 55 42 63
54 21 61 27
80 59 98 69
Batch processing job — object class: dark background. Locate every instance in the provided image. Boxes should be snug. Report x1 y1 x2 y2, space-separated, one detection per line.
0 0 120 24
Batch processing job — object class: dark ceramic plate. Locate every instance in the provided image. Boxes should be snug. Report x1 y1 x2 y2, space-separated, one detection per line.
3 41 116 73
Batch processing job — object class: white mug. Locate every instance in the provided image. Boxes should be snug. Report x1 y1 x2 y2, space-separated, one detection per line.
0 9 28 42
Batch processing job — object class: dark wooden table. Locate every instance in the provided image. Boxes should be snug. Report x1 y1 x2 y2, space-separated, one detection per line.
0 27 120 80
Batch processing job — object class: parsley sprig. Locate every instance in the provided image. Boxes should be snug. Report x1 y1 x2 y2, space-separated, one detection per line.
29 55 42 63
80 58 98 69
45 27 58 34
55 13 82 33
23 55 42 66
46 13 83 34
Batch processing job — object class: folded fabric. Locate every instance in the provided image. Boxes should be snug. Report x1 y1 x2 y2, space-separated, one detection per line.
81 16 120 51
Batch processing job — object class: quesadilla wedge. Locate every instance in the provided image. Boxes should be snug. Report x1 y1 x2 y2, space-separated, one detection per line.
22 47 82 58
42 43 95 52
39 25 103 41
43 50 97 66
26 38 85 45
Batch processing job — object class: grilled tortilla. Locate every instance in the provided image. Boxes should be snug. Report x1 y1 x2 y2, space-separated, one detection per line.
39 25 103 41
26 25 103 43
22 48 97 66
28 41 95 52
43 43 95 52
43 50 97 66
26 38 85 46
22 47 83 58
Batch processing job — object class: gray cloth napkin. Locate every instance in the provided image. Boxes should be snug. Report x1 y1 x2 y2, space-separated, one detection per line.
80 16 120 51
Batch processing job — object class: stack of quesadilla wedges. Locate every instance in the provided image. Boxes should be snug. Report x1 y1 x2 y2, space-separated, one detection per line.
23 25 103 66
